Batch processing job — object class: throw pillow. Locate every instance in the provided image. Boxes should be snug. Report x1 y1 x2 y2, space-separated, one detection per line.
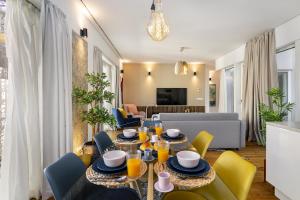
118 108 127 118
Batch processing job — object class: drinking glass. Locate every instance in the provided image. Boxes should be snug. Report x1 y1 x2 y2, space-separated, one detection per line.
138 127 148 142
155 123 163 138
126 150 142 179
157 140 169 163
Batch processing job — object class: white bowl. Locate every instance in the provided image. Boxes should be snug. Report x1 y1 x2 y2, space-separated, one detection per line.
176 151 201 168
166 129 180 138
103 150 126 167
123 129 136 138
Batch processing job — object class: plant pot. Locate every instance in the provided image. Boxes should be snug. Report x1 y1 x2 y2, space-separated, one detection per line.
79 154 92 167
83 141 97 155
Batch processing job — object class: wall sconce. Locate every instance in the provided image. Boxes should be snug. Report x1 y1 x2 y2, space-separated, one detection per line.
148 71 151 76
120 69 124 74
80 28 88 38
193 72 197 76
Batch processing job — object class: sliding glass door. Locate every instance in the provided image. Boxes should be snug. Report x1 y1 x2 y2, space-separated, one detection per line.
225 67 234 113
224 63 243 117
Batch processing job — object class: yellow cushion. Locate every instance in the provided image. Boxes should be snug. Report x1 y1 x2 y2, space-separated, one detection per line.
192 175 238 200
163 191 206 200
118 108 127 118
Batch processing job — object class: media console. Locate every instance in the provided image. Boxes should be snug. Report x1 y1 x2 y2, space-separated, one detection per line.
137 105 205 118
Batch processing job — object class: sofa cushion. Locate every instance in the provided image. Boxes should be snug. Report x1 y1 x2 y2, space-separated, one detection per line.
160 113 239 121
124 104 139 115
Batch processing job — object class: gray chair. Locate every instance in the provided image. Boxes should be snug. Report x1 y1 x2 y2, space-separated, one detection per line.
94 131 116 155
44 152 140 200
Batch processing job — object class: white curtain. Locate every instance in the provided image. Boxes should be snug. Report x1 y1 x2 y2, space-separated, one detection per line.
41 0 72 198
93 46 103 73
218 69 227 112
0 0 42 199
242 30 278 143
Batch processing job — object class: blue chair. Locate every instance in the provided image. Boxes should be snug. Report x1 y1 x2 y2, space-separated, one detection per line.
44 153 140 200
112 108 141 128
94 131 116 155
143 120 162 128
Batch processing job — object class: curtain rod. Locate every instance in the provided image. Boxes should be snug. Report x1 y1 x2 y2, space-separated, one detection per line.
80 0 122 59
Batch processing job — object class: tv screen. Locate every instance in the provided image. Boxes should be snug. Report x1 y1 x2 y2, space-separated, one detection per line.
156 88 187 105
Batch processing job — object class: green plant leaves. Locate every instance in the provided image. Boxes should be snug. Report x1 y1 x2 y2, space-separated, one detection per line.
72 72 117 129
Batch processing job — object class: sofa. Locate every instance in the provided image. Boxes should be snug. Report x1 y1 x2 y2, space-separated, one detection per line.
159 113 245 149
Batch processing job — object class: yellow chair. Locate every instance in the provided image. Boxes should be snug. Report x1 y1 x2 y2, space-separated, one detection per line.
191 131 214 158
163 151 257 200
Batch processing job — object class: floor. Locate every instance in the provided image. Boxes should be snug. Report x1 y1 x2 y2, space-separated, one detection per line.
205 142 278 200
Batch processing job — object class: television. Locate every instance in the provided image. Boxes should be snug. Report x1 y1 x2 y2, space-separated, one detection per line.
156 88 187 105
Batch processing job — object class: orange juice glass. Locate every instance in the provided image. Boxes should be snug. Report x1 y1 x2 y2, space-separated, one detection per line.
157 140 169 163
127 151 142 179
138 127 148 142
155 123 163 138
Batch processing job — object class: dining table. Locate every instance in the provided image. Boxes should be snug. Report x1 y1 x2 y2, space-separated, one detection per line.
85 130 216 200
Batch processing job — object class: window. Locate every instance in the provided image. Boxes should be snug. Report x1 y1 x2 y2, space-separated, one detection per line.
102 57 118 130
276 46 295 120
278 71 289 103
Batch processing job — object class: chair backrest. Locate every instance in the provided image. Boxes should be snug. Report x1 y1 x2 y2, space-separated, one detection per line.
192 131 214 158
213 151 256 200
44 153 86 200
94 131 114 155
112 108 125 126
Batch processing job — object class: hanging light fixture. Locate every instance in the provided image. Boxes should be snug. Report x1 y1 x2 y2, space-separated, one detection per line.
175 47 189 75
147 0 169 41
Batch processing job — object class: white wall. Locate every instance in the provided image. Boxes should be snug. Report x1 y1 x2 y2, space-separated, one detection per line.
50 0 121 72
215 45 246 70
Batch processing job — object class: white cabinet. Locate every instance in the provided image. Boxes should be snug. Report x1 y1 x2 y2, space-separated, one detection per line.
266 122 300 200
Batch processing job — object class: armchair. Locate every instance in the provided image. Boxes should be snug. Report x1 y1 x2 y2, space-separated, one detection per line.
112 108 141 129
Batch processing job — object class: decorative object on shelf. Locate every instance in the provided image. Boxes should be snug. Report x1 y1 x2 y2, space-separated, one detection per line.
259 87 295 146
148 71 151 76
80 28 88 38
72 73 116 154
209 84 216 106
147 0 169 41
175 47 189 75
193 72 197 76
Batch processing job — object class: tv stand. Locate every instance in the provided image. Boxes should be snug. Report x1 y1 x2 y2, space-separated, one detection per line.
137 105 205 118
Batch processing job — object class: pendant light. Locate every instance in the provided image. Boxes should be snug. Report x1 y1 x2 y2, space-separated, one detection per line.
175 47 189 75
147 0 169 41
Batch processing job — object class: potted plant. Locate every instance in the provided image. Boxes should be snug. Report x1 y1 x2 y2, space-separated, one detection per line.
259 87 294 146
72 73 116 159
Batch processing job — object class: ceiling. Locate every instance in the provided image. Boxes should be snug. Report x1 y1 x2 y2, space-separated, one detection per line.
83 0 300 64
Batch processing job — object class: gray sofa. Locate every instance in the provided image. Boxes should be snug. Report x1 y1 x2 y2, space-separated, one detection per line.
159 113 246 149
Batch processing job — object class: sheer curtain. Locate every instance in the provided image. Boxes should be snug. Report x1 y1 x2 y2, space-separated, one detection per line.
0 0 42 199
41 0 72 198
242 30 278 143
93 46 103 73
218 69 227 112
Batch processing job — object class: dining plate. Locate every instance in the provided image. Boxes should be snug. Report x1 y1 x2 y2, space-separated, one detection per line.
169 157 206 173
167 157 210 177
92 158 127 174
161 133 185 141
117 133 139 141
